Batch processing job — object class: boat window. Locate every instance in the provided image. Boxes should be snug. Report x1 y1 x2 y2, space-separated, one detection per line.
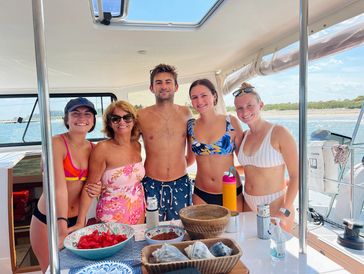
0 93 116 147
90 0 225 28
91 0 127 19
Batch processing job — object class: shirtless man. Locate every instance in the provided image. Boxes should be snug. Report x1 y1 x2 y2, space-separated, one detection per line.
138 64 195 221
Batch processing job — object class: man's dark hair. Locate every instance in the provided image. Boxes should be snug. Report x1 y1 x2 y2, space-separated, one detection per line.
150 64 178 86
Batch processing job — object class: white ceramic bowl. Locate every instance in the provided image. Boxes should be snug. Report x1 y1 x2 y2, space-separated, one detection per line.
64 223 134 260
144 225 185 245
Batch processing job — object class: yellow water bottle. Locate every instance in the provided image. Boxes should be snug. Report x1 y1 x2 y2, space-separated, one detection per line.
222 167 237 211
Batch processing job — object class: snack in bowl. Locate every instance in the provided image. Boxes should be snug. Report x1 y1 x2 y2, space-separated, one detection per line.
142 238 243 274
64 222 134 260
77 229 127 249
144 225 185 245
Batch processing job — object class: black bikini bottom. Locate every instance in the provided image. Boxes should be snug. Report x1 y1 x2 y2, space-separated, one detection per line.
193 184 242 205
33 203 78 228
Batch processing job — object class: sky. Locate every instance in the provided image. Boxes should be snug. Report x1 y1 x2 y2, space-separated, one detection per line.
224 45 364 106
224 13 364 106
94 0 218 23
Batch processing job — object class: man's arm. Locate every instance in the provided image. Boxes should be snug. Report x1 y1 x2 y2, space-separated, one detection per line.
136 108 144 134
184 106 195 166
186 136 196 167
230 115 244 157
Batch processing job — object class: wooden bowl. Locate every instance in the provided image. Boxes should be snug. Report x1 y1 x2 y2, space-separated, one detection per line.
179 204 230 239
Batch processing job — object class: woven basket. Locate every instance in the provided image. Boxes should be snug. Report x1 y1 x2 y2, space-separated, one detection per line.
141 237 243 274
179 204 230 240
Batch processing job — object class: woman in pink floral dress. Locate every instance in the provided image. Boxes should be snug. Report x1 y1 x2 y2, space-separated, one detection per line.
69 101 145 230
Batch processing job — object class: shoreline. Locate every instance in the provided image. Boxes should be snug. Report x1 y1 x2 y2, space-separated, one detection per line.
227 108 360 118
262 108 360 118
0 109 361 123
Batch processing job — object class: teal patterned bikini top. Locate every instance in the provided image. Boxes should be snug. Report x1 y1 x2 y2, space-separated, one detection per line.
187 116 235 156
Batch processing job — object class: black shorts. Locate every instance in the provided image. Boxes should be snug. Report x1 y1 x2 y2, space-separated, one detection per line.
193 184 243 205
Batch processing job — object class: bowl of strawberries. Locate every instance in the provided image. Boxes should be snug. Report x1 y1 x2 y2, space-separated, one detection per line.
64 222 134 260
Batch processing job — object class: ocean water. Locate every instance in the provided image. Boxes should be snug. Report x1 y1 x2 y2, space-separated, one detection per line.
1 115 363 147
262 115 364 164
263 115 364 144
0 118 105 144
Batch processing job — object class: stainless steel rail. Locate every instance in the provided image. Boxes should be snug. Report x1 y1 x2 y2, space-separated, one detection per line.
298 0 309 254
32 0 59 273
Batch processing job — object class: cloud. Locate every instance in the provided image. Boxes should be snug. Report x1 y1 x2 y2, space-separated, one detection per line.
340 66 361 73
308 58 343 73
224 42 364 106
308 65 322 72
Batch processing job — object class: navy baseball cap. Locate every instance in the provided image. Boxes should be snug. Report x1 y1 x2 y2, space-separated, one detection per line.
64 97 97 115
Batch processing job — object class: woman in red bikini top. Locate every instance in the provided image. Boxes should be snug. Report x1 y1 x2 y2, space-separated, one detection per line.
62 133 93 182
30 97 102 273
69 100 146 233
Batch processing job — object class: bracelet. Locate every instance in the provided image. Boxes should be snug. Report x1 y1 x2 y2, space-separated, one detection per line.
57 217 69 225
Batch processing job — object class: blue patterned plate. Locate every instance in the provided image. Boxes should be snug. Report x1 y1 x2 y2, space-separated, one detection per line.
75 260 133 274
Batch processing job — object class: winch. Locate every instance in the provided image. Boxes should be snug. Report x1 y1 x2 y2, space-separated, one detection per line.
337 218 364 250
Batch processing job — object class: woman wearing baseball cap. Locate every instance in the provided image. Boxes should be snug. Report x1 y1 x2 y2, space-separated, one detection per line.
30 97 101 272
69 100 145 231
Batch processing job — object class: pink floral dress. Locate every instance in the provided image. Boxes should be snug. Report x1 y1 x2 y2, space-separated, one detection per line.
96 161 145 225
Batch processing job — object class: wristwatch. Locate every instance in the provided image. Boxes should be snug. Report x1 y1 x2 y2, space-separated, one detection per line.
279 207 291 217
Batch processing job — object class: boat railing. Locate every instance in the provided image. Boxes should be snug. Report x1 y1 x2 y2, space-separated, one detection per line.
308 101 364 231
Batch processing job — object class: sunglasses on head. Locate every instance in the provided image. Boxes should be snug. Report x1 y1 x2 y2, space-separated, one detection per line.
108 113 134 124
232 86 255 97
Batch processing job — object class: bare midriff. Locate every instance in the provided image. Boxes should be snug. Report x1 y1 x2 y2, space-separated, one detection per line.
194 154 241 194
37 180 83 218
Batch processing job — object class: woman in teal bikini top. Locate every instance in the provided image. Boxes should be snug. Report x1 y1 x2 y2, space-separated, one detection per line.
187 79 244 209
188 116 235 156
